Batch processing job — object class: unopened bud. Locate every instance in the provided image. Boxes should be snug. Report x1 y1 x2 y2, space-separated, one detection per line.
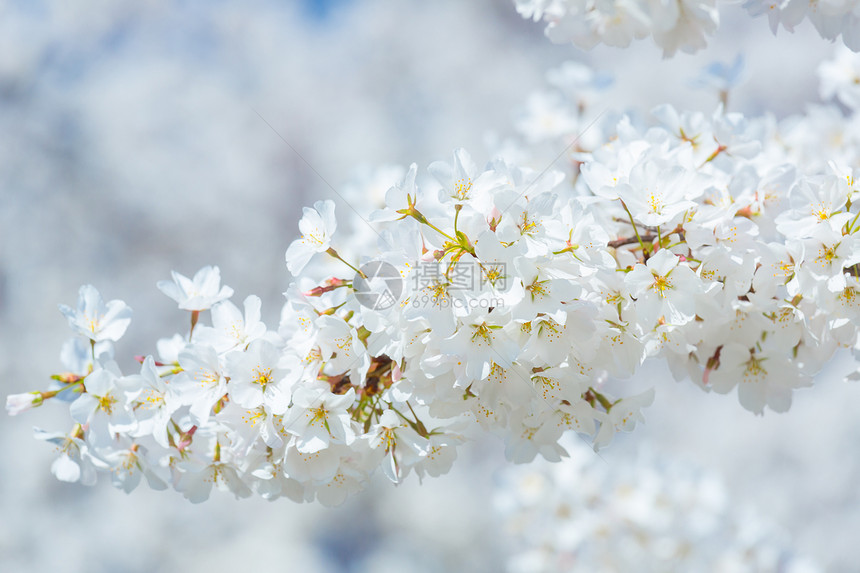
5 392 44 416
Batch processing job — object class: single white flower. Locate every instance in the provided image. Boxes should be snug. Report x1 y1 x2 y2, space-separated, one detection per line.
90 439 168 493
157 265 233 311
34 428 98 485
171 344 227 425
617 161 704 228
594 388 655 448
367 409 426 484
285 199 337 275
70 361 136 447
283 384 357 453
58 284 132 342
437 312 520 382
174 455 252 503
709 342 811 414
625 248 701 326
194 295 267 353
226 339 293 413
124 356 182 448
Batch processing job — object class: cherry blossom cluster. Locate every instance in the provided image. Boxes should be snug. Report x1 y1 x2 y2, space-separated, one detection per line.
745 0 860 51
9 48 860 505
514 0 719 55
500 54 860 410
494 440 820 572
515 0 860 54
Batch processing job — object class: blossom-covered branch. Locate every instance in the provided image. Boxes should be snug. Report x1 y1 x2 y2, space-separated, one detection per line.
9 50 860 505
515 0 860 55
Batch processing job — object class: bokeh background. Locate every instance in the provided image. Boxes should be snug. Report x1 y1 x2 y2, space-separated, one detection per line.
1 0 859 571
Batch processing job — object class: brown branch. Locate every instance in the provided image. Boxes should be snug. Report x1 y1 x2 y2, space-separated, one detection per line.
608 234 657 249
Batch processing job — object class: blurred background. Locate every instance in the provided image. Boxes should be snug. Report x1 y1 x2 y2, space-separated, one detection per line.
1 0 859 571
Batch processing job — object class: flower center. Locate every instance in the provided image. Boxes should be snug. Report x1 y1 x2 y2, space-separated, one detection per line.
453 178 472 201
651 275 672 297
98 394 117 414
252 367 273 389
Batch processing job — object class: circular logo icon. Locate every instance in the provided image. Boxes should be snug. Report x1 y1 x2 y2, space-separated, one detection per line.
354 261 402 311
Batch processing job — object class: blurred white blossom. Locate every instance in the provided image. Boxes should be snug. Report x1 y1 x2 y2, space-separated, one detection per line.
495 440 821 573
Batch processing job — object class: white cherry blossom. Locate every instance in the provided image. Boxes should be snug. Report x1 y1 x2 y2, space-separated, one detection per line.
58 284 132 342
157 265 233 311
284 199 337 275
